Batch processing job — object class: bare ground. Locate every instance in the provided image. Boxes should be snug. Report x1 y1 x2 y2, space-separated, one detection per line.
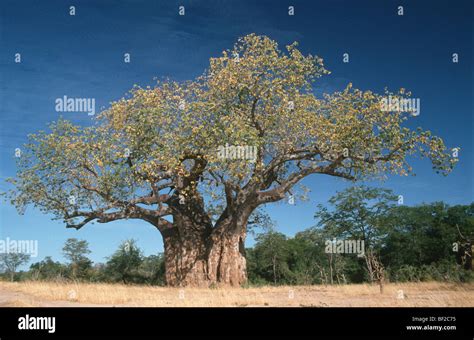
0 281 472 307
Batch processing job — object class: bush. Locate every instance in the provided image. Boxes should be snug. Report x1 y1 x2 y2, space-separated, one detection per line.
390 261 474 283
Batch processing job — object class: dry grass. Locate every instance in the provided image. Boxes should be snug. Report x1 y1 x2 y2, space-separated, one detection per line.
0 281 473 307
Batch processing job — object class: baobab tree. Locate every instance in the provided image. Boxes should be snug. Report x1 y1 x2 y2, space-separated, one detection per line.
4 34 457 286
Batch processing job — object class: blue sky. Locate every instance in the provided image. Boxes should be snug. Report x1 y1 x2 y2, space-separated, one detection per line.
0 0 472 266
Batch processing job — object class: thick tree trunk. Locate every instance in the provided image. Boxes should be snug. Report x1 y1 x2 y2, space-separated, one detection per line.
161 193 250 287
161 207 211 287
162 223 247 287
206 227 247 286
161 186 255 287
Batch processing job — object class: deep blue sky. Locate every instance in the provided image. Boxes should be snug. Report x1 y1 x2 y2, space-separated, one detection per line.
0 0 472 266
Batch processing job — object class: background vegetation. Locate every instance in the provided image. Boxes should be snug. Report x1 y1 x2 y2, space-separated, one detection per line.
1 186 472 286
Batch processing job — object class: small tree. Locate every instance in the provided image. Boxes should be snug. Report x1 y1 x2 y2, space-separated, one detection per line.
315 186 397 292
105 239 144 284
293 227 354 285
449 205 474 271
253 231 291 284
29 256 66 280
141 254 166 285
62 238 92 279
0 252 31 281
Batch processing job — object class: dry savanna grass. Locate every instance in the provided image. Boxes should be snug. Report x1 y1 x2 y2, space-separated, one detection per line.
0 281 472 307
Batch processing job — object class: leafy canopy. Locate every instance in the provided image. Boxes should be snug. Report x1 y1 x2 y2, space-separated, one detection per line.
4 34 457 229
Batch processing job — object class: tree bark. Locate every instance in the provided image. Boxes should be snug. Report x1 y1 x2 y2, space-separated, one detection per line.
160 194 250 287
162 222 247 287
206 227 247 286
161 194 212 287
162 224 210 287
